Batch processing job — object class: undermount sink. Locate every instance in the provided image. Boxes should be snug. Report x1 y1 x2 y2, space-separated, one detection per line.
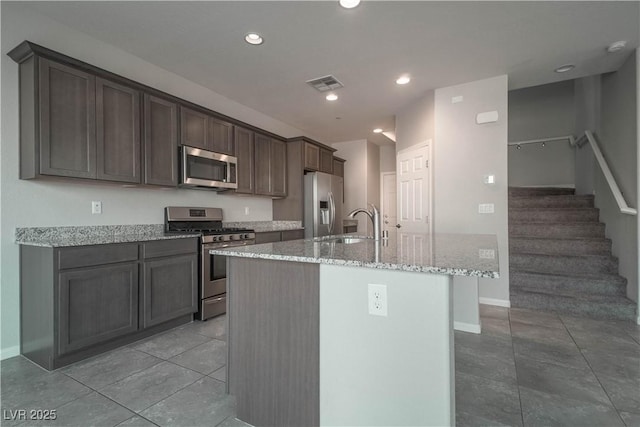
315 236 372 244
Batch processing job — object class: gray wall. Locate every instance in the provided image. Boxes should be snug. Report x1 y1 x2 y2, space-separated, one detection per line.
596 51 638 303
379 145 396 173
574 76 602 195
434 75 510 304
0 3 307 358
333 140 381 234
395 91 435 152
508 81 576 187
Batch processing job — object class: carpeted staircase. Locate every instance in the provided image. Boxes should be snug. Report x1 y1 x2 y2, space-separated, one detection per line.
509 187 637 321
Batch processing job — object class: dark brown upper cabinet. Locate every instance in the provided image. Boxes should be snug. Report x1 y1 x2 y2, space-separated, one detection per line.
37 58 97 179
15 56 142 183
270 139 287 197
209 117 234 155
319 148 334 174
144 95 178 186
96 78 141 183
333 157 345 177
179 106 234 155
180 106 209 150
255 133 287 198
234 126 255 194
304 143 320 171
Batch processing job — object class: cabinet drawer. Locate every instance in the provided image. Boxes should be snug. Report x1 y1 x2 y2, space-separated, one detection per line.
142 238 198 259
255 231 281 244
58 243 138 270
281 229 305 241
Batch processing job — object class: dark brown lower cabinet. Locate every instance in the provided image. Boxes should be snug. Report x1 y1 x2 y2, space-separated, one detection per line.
58 263 138 355
20 238 198 370
142 254 197 328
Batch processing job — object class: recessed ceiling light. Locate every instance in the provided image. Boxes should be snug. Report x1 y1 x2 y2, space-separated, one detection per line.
373 128 383 133
339 0 361 9
607 40 627 53
554 64 575 73
326 93 338 101
395 75 411 85
245 33 263 45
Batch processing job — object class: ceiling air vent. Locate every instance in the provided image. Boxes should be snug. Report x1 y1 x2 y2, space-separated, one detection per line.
306 75 344 92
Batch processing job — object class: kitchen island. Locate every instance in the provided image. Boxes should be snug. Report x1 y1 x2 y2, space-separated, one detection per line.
212 232 499 427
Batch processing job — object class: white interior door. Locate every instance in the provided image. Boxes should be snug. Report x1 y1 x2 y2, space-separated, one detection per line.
397 142 431 233
381 172 397 232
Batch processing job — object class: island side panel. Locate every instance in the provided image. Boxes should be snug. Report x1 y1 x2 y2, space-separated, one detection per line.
228 257 320 427
319 264 454 427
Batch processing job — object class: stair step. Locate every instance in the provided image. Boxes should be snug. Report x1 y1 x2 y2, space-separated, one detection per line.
509 187 575 197
509 195 594 209
510 253 618 275
509 208 599 223
510 270 627 296
510 222 605 238
510 289 636 321
509 236 612 256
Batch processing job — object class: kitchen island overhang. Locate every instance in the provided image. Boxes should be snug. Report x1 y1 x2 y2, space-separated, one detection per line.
213 233 499 427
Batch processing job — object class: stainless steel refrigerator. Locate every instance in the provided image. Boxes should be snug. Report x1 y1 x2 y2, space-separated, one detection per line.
304 172 343 238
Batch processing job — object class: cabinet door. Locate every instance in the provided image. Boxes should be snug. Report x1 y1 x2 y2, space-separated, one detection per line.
270 139 287 197
304 143 320 171
143 94 178 186
255 231 282 244
210 117 234 155
319 149 333 174
180 106 208 150
142 254 197 328
235 126 254 194
254 133 272 195
96 78 141 183
58 263 138 355
333 159 344 177
39 59 96 179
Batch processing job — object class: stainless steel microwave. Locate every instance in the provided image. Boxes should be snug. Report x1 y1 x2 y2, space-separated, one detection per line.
180 146 238 190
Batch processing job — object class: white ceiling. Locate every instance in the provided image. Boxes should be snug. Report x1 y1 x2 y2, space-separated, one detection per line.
19 1 640 145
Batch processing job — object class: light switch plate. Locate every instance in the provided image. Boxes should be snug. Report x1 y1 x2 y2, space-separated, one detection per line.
452 95 464 104
478 249 496 259
91 201 102 215
478 203 495 214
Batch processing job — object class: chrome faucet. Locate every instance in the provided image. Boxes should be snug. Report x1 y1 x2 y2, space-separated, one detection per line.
348 204 382 241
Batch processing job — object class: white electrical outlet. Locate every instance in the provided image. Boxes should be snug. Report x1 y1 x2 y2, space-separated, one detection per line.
478 249 496 259
478 203 494 214
368 284 388 317
91 201 102 214
452 95 463 104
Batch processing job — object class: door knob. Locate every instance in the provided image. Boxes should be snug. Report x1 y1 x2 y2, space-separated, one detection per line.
395 224 401 228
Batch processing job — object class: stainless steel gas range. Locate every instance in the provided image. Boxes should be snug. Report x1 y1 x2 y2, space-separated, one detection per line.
165 207 255 320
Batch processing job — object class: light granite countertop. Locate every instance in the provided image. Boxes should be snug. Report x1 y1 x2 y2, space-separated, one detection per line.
15 225 200 248
14 221 303 247
211 232 500 278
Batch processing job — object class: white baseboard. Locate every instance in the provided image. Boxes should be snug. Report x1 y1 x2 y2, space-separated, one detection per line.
479 297 511 308
454 321 481 334
0 345 20 361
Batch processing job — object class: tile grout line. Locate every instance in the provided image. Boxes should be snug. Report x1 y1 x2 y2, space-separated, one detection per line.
58 367 160 427
558 315 629 426
130 363 206 415
506 309 526 427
